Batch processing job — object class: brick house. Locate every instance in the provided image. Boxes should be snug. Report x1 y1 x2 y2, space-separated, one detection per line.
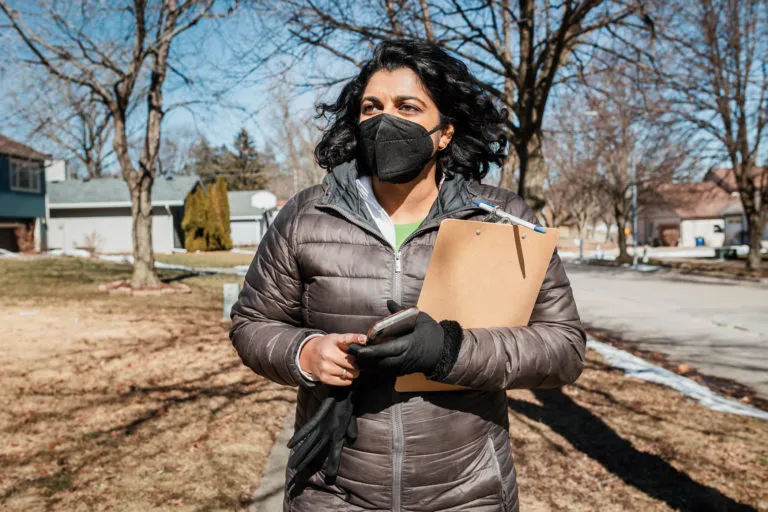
638 178 735 248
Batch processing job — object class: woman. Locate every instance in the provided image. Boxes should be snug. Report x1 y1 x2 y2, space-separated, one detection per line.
230 40 585 512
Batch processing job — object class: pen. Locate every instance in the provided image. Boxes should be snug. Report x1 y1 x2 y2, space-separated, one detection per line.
472 200 547 234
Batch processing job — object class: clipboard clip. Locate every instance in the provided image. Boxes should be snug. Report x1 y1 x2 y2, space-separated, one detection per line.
472 200 547 234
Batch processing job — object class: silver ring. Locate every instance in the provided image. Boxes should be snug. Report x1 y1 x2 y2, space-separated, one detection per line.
340 368 348 379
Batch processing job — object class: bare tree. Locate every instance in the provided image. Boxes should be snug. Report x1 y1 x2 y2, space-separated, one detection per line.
646 0 768 273
157 125 198 176
269 0 651 210
0 0 224 287
5 73 119 178
544 114 604 248
556 69 690 261
266 87 325 196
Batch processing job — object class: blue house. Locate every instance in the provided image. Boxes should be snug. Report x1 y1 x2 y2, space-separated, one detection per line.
0 135 50 252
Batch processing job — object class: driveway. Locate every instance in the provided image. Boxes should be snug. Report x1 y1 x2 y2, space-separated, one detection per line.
565 263 768 399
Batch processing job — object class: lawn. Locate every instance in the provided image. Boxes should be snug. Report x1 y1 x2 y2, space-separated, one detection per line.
648 256 768 279
1 257 766 511
1 257 288 511
155 251 255 269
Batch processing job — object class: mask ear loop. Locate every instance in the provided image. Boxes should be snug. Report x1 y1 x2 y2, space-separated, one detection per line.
427 124 443 136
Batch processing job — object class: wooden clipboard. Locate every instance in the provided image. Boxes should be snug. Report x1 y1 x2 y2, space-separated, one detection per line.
395 219 559 392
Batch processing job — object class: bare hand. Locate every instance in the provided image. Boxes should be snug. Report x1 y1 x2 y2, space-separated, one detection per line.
299 333 366 386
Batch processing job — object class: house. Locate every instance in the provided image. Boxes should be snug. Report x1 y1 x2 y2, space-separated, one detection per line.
707 167 768 247
720 197 768 247
0 135 50 252
46 175 200 253
638 181 734 247
227 190 279 247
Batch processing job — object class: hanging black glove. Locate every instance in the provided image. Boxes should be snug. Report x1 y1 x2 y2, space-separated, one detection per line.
347 300 464 380
286 384 357 483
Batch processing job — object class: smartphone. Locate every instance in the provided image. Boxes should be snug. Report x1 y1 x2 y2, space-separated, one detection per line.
366 307 420 344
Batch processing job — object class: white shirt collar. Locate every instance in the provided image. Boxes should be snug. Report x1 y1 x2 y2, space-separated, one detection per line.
356 176 396 249
355 173 444 249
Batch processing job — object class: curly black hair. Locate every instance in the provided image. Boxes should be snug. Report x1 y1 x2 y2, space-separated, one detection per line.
314 40 508 181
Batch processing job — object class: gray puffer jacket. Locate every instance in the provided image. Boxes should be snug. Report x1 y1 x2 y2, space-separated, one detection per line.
230 162 585 512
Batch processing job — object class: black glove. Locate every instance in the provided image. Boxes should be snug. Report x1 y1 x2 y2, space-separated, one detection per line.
347 300 464 380
286 384 357 483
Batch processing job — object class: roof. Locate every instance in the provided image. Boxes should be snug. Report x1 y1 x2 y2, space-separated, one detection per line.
0 134 51 161
48 175 200 208
704 167 767 193
654 181 734 220
227 190 269 218
720 198 744 216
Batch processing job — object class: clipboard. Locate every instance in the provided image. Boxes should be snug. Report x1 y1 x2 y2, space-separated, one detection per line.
395 219 559 392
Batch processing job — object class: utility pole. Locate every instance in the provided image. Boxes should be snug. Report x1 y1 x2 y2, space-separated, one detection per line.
632 164 638 267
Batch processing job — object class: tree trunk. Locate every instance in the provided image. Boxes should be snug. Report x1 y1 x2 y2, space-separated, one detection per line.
113 111 161 288
745 211 764 274
516 132 547 212
126 0 177 288
130 175 160 288
499 152 518 190
576 221 586 261
615 212 631 263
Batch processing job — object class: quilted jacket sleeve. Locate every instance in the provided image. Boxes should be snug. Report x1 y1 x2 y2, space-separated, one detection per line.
440 202 586 391
229 197 322 388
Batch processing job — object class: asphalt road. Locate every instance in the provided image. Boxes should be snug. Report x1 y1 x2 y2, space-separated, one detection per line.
565 263 768 399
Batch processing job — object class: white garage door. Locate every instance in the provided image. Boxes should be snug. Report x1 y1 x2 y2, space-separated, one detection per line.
48 207 174 254
230 219 263 247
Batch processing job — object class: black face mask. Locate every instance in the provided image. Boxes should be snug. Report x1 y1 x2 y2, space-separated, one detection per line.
356 114 442 184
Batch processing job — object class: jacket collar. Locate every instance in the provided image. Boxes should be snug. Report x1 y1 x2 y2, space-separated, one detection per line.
319 160 481 225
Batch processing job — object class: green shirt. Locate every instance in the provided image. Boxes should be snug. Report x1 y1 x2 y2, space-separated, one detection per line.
394 219 424 250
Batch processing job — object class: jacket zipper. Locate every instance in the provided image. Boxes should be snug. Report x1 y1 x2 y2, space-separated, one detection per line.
321 201 406 511
391 249 403 512
317 200 481 512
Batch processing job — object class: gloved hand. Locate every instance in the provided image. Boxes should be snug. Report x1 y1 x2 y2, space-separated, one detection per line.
287 384 357 483
347 300 464 380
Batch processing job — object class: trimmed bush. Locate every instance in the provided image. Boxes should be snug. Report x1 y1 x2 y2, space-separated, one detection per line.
181 184 209 252
207 177 233 251
181 179 233 251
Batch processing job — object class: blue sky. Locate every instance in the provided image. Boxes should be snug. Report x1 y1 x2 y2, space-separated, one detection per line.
0 2 760 182
0 4 349 166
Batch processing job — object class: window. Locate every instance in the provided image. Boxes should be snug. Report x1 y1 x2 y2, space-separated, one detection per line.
10 159 42 193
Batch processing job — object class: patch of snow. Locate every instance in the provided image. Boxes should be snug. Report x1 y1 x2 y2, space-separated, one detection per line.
47 248 92 258
154 261 194 272
633 264 660 272
587 338 768 421
98 254 133 264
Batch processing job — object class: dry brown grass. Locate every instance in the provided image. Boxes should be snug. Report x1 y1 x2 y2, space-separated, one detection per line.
1 258 291 511
510 354 768 511
1 257 766 511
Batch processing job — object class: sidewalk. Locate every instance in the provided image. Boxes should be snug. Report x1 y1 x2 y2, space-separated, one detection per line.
248 410 293 512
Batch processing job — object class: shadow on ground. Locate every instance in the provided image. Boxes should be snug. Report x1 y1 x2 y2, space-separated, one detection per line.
509 389 756 512
1 311 296 510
